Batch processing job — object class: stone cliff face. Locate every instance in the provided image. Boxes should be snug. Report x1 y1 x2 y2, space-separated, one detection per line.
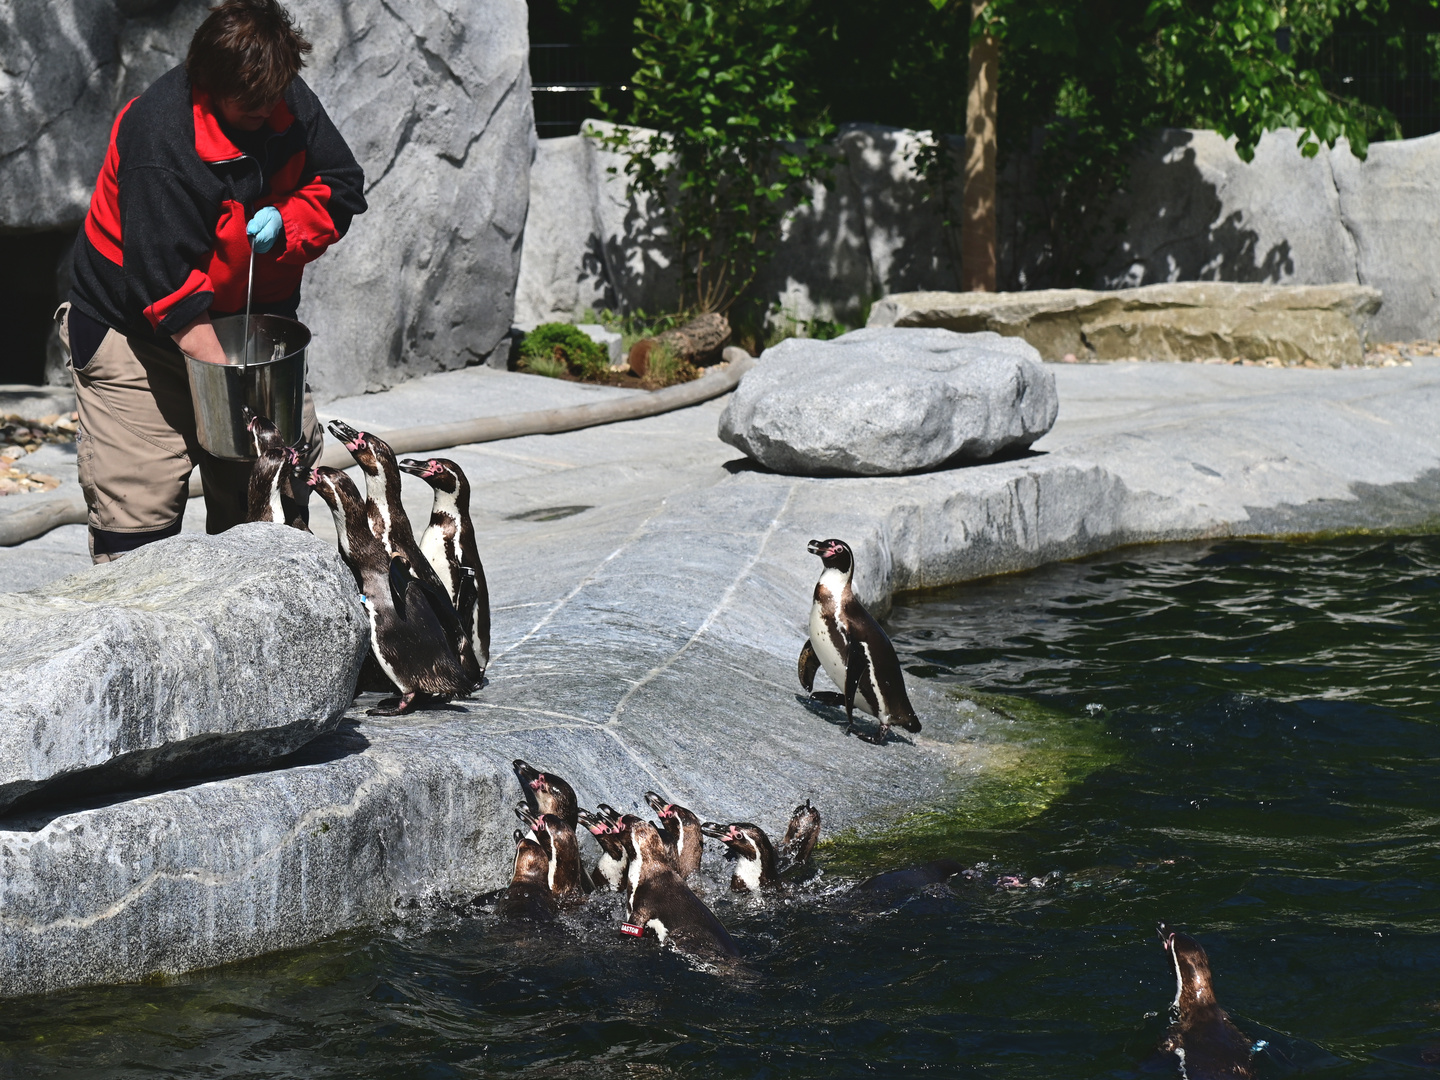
0 0 532 400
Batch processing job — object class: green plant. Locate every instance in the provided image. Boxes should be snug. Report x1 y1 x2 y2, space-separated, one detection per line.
593 0 833 314
517 323 610 380
639 341 700 387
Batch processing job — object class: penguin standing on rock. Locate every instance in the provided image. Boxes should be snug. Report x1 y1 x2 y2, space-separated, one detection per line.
799 538 921 745
327 421 480 691
1156 922 1255 1079
308 466 469 715
398 457 491 677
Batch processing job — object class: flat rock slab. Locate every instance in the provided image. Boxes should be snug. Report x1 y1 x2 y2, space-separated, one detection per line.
718 328 1058 476
0 524 367 813
869 282 1383 367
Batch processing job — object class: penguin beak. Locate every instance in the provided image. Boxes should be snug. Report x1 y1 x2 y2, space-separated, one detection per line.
806 539 824 556
699 821 731 841
326 419 366 452
397 458 429 477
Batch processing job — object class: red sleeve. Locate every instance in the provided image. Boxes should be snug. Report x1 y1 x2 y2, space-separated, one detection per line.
271 179 342 266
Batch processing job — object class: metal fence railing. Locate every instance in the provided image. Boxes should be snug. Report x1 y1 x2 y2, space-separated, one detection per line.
1320 30 1440 139
530 44 633 138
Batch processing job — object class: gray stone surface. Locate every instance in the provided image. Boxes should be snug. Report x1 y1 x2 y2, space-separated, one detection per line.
0 525 367 814
576 323 624 366
718 328 1057 475
1332 132 1440 343
2 0 533 401
2 358 1440 996
869 282 1383 366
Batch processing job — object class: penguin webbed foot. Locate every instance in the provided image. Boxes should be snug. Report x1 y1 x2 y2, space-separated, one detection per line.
367 691 444 716
845 720 891 745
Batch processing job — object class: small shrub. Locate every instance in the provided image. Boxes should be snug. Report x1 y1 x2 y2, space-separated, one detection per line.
518 324 609 380
641 342 699 389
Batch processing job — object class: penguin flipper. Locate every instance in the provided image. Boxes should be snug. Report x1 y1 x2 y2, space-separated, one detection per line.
797 639 820 693
387 555 411 619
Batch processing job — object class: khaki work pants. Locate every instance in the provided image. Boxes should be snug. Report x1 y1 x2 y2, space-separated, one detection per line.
56 303 323 562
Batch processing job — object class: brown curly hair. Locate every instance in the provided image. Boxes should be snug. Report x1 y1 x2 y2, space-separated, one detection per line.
186 0 312 110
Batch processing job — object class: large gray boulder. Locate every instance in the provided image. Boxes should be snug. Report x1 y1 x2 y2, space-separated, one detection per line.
870 282 1382 366
1 0 532 400
718 328 1058 476
0 524 367 813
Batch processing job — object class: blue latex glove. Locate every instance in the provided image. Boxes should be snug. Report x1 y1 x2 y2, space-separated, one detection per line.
246 206 284 253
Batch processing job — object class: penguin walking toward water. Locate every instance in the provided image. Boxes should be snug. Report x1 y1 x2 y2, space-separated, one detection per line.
623 819 739 961
701 820 780 893
244 411 291 524
1156 922 1255 1079
644 792 704 879
308 466 469 715
398 457 491 677
327 421 480 692
799 538 921 745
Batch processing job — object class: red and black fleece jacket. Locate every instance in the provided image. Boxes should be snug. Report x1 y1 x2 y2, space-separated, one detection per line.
70 65 367 343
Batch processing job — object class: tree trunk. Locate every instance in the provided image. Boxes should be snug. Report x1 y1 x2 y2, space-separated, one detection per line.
961 0 998 292
628 312 732 376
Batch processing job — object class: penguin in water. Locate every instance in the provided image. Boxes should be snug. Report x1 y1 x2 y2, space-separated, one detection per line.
1156 922 1255 1079
578 805 631 892
512 760 580 829
623 819 739 961
244 411 291 524
495 829 557 922
701 820 780 893
397 457 491 677
308 466 469 715
798 538 921 744
644 792 704 879
326 421 480 691
779 799 822 871
516 806 587 904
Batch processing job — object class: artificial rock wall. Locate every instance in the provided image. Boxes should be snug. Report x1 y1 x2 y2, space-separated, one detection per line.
0 0 533 400
518 123 1440 344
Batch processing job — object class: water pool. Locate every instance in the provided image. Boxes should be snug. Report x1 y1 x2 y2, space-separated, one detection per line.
4 533 1437 1078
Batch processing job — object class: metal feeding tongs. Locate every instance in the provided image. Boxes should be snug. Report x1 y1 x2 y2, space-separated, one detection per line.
241 238 256 375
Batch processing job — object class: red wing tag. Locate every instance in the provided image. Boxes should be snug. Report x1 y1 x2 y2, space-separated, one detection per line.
620 922 645 937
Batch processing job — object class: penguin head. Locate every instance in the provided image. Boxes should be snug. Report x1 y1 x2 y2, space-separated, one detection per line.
1158 922 1217 1008
246 410 285 458
624 819 672 869
398 457 463 495
326 420 383 477
701 821 768 863
807 538 854 574
307 466 361 511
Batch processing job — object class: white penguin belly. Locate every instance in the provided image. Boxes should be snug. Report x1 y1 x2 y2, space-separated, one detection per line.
807 600 849 691
418 526 454 600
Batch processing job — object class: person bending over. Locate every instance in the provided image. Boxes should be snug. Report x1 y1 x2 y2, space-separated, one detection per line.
60 0 366 561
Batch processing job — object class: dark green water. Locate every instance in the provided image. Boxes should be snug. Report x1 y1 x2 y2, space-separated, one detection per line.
4 534 1439 1078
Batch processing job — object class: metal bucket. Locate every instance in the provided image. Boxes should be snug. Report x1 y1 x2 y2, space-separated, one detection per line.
183 314 309 460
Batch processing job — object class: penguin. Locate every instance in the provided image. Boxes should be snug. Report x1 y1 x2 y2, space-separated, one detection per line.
244 411 290 524
308 466 469 715
779 799 822 871
397 457 491 676
326 421 480 691
516 806 587 903
856 859 967 893
644 791 704 879
495 829 557 922
578 806 630 892
700 820 780 893
623 819 739 960
512 759 580 829
1157 922 1254 1080
799 537 921 745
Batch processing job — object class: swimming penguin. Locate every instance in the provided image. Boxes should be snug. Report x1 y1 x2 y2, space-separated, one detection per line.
512 760 580 829
245 411 290 524
799 537 921 744
308 466 469 715
856 859 967 893
1157 922 1254 1080
623 819 739 960
779 799 822 871
495 829 557 922
644 792 704 879
397 457 491 676
516 806 587 903
326 421 480 691
578 806 630 892
700 820 780 893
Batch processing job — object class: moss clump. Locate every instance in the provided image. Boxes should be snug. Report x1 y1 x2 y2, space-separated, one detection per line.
518 324 610 380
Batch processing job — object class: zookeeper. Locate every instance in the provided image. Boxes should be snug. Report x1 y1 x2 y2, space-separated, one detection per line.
58 0 367 562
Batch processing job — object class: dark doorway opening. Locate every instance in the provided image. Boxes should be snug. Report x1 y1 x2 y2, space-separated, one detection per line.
0 229 76 386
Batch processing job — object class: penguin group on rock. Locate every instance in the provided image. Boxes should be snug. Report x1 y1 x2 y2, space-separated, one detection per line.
498 759 821 963
243 415 491 717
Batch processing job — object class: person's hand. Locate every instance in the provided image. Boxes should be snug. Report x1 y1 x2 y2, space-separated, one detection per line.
247 206 284 253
